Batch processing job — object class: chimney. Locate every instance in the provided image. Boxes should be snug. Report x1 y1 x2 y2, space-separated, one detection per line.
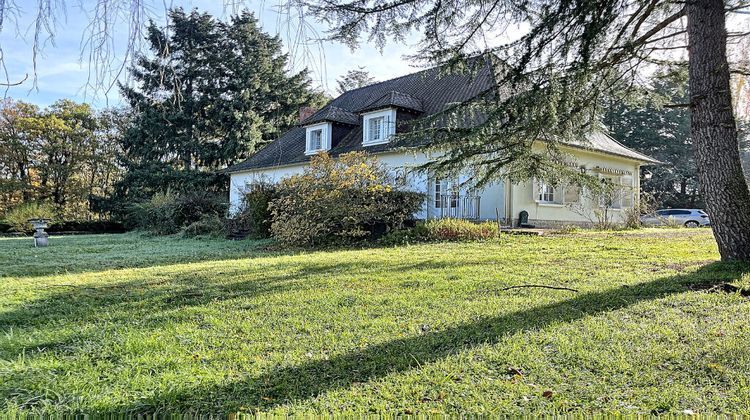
299 106 317 123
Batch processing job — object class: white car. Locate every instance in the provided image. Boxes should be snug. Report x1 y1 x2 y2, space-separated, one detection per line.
640 209 711 228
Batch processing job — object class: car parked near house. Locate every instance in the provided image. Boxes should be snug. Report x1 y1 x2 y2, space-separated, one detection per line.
640 209 710 227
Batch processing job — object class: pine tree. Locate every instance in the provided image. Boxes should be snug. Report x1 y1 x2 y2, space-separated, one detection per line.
336 67 376 93
117 9 321 201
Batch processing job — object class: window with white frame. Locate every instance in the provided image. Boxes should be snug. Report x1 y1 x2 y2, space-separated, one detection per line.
534 179 582 205
310 129 322 150
538 182 556 203
362 109 396 145
368 117 384 143
305 123 330 155
434 178 458 208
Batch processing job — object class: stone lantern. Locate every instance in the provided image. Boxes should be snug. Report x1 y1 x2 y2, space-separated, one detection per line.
27 218 51 247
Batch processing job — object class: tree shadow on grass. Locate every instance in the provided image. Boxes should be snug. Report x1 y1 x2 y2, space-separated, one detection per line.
109 261 749 414
0 257 487 342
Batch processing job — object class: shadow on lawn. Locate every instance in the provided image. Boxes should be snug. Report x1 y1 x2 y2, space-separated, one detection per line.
0 258 484 331
106 261 748 414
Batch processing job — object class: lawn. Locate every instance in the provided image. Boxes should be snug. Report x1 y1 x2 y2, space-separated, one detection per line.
1 229 749 415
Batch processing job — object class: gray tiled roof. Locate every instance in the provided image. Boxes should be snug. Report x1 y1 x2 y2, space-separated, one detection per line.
357 91 424 113
566 131 662 164
225 61 657 173
300 106 359 126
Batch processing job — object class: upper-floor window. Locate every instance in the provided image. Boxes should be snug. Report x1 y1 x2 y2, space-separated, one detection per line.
368 117 384 143
310 129 323 150
305 123 331 155
362 109 396 146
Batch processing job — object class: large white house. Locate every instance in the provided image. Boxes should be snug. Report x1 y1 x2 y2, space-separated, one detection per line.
225 62 658 227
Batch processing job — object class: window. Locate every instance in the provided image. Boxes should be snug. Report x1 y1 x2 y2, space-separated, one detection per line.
362 109 396 145
538 182 555 203
368 117 384 143
305 123 330 155
434 178 458 208
310 129 322 150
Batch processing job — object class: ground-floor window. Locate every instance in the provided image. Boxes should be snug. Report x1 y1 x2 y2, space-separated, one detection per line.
434 178 459 209
538 182 555 203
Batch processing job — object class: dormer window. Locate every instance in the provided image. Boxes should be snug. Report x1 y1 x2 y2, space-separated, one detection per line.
310 129 323 150
362 109 396 146
305 123 331 155
368 117 384 143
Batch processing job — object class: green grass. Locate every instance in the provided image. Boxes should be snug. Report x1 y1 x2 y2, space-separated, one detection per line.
1 229 749 415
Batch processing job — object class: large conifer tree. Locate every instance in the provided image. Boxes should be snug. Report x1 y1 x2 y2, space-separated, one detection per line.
117 9 323 200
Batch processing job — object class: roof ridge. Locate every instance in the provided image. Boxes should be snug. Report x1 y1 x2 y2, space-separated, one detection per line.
339 66 435 96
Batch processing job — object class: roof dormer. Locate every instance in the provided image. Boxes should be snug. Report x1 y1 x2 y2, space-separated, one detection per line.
305 122 331 155
362 108 396 146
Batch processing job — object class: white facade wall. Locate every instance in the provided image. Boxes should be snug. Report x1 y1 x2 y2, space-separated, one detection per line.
228 150 507 220
228 146 645 226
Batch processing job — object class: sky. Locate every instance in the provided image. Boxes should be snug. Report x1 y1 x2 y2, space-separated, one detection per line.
0 0 424 109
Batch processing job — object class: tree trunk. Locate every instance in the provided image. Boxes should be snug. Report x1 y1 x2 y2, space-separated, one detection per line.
687 0 750 261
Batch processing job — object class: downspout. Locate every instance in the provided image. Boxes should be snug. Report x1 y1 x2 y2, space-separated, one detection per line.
506 179 513 227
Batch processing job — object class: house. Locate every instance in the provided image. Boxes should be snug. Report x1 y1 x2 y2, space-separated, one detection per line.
224 62 659 227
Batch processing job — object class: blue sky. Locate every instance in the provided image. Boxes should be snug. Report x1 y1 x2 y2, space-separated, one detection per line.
0 0 423 109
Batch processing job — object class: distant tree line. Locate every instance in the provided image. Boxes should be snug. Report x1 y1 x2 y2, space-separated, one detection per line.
0 99 125 219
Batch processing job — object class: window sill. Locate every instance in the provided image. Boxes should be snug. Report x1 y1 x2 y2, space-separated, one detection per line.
305 149 328 156
536 202 565 208
362 140 390 147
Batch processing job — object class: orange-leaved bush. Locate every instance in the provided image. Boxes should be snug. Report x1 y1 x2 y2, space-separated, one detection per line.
269 152 424 246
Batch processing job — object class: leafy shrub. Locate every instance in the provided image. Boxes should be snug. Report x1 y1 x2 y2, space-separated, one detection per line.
173 192 229 228
269 152 424 246
3 203 56 233
423 218 499 241
181 214 227 238
622 206 642 229
227 183 278 239
127 191 228 235
126 191 180 235
379 223 430 246
381 219 500 244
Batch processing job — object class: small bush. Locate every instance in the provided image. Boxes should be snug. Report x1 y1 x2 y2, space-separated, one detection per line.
228 183 277 239
269 152 424 246
379 223 430 246
173 192 229 228
622 206 642 229
381 219 499 244
423 218 499 241
126 191 180 235
127 191 228 235
3 203 56 233
181 214 227 238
